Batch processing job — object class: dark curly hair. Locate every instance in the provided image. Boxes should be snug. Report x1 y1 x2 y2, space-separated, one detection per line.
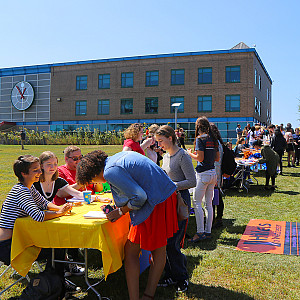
13 155 39 182
76 150 108 185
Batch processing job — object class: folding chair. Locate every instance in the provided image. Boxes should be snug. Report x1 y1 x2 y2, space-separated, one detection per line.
0 261 44 297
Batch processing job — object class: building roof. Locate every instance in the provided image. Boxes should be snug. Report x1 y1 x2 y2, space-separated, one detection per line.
231 42 250 49
0 45 272 83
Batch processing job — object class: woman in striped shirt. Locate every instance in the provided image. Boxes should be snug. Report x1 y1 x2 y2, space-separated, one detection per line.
0 155 72 266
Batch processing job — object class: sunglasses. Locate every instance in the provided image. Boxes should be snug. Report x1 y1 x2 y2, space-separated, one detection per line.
68 155 83 161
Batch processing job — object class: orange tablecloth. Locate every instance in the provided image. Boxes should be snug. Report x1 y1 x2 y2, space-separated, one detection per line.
11 197 130 278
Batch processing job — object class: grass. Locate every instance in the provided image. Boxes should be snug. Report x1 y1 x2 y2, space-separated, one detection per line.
0 145 299 300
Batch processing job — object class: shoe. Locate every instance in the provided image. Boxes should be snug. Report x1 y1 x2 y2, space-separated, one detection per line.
188 232 211 243
279 172 283 175
287 164 291 167
176 279 188 293
270 186 276 191
65 263 85 277
157 277 177 287
291 165 297 168
247 179 254 184
64 280 81 297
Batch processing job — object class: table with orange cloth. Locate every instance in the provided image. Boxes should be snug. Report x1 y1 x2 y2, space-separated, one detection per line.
11 195 130 281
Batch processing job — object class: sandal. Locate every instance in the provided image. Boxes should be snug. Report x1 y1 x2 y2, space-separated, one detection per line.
188 232 206 243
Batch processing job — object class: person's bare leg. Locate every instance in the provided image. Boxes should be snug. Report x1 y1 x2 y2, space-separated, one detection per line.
124 240 141 300
142 246 166 299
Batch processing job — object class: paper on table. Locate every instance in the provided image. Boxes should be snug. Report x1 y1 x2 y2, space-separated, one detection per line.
67 197 84 203
83 211 107 219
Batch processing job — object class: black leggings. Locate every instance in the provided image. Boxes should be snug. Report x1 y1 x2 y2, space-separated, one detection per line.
275 150 284 172
213 191 224 220
266 173 276 186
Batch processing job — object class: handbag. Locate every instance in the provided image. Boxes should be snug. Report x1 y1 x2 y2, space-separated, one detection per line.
177 191 189 221
212 187 219 206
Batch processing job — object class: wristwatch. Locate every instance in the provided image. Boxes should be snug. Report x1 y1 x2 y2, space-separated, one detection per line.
118 208 123 216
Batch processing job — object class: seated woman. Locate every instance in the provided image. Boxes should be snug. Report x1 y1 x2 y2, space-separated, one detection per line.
123 123 153 155
76 150 178 300
0 155 72 268
34 151 109 203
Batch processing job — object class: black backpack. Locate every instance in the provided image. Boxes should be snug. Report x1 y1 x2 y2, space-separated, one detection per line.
221 144 237 176
18 269 64 300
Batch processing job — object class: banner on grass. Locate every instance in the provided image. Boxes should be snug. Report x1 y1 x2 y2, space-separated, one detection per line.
236 219 299 255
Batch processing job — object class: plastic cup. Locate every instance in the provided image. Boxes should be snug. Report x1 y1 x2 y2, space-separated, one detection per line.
83 191 92 204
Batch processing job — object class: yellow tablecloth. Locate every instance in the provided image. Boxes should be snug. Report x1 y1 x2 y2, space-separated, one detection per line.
11 196 130 278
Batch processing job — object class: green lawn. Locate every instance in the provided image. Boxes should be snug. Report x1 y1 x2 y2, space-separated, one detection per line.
0 145 299 300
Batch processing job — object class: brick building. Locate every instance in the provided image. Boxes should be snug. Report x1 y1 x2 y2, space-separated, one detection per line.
0 42 272 142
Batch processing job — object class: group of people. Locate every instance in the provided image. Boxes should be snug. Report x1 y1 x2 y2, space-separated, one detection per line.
234 122 300 190
1 118 297 299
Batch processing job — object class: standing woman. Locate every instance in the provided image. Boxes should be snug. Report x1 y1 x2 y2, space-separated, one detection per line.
187 117 219 242
210 123 224 228
271 128 287 175
76 150 179 300
123 123 153 155
155 125 196 293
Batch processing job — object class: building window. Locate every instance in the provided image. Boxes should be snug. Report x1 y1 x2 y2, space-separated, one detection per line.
255 97 259 114
171 69 185 85
255 69 257 85
98 99 110 115
259 75 262 90
170 96 184 113
198 68 212 84
121 98 133 114
146 71 159 86
225 95 240 112
76 76 87 90
75 100 87 115
198 96 212 112
98 74 110 89
145 97 158 114
121 72 134 88
226 66 240 83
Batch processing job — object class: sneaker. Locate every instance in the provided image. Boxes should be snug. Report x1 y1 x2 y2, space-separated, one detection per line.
64 280 81 297
157 277 177 287
247 179 254 184
176 279 188 293
287 164 291 167
65 263 85 277
291 165 297 168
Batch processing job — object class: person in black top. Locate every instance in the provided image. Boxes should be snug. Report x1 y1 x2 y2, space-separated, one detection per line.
271 128 287 175
34 151 86 202
20 130 26 150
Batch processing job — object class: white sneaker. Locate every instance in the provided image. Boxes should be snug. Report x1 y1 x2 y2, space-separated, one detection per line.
65 263 85 277
247 179 254 184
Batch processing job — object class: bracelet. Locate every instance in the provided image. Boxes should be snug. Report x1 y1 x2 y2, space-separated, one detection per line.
118 207 123 216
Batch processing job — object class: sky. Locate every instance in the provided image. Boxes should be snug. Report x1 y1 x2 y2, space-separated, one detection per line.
1 0 299 128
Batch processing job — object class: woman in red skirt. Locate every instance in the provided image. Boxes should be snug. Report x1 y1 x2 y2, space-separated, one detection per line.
77 150 178 300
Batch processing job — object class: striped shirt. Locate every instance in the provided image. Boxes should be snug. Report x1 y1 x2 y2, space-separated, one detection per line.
0 183 49 229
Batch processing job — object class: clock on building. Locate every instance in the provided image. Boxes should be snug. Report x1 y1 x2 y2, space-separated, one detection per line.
11 81 34 111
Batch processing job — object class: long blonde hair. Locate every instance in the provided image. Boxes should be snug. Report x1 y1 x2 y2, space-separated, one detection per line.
39 151 59 182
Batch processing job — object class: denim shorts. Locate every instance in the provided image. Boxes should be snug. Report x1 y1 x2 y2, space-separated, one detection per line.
0 238 12 265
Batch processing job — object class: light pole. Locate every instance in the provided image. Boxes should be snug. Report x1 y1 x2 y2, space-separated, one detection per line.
171 102 182 130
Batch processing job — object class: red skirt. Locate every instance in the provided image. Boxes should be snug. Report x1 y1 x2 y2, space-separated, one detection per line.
128 192 178 251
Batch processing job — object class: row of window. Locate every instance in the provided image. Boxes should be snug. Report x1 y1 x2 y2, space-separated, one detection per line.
75 66 241 90
75 95 241 115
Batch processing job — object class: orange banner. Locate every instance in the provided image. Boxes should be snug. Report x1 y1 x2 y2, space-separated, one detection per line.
236 219 299 256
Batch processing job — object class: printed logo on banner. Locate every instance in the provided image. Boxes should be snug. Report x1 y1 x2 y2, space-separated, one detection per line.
236 219 299 256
